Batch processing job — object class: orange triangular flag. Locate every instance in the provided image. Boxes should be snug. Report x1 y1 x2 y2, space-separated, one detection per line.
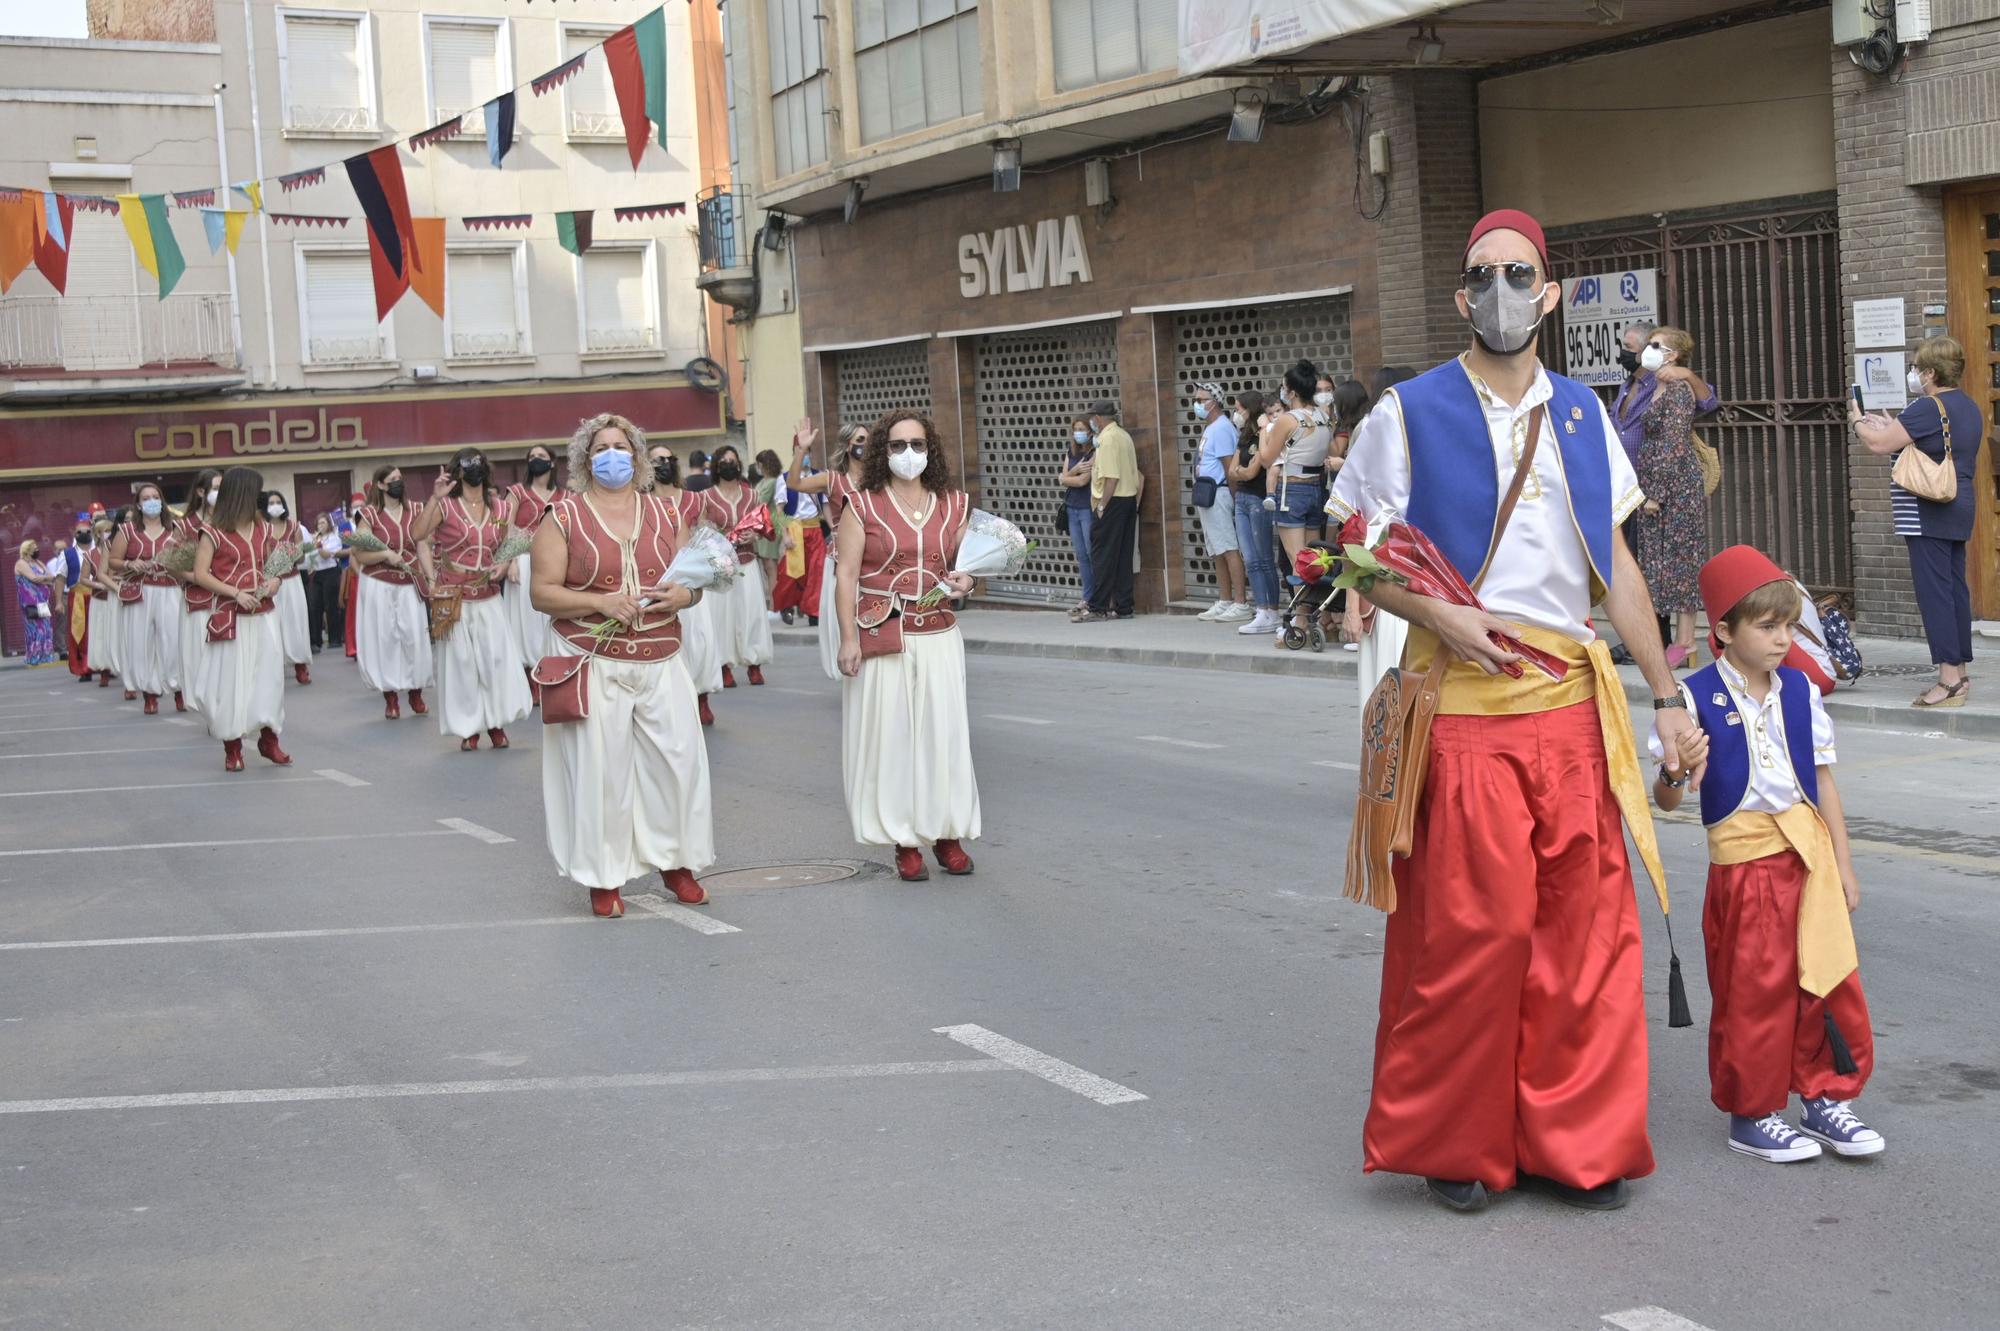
0 192 37 293
406 216 445 318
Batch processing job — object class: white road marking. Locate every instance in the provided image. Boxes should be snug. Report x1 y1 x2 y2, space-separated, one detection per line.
0 777 326 799
0 1059 1010 1115
437 817 513 844
1314 760 1359 771
984 713 1053 726
0 721 165 736
1136 735 1223 750
932 1024 1147 1106
0 915 678 952
0 828 462 859
4 744 211 760
768 686 827 697
314 768 370 787
626 892 743 934
164 717 196 727
1602 1309 1721 1331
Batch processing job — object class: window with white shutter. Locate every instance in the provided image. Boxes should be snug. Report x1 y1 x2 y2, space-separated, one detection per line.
280 12 374 133
577 246 657 354
853 0 978 145
766 0 828 177
1050 0 1176 92
446 247 527 360
562 24 622 139
427 18 504 135
299 250 388 365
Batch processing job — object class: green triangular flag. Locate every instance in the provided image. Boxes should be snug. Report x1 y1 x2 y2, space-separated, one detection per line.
635 6 668 151
140 193 185 299
556 210 593 256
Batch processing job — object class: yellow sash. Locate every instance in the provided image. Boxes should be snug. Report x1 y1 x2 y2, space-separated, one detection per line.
783 511 806 580
1404 624 1668 916
1706 806 1857 998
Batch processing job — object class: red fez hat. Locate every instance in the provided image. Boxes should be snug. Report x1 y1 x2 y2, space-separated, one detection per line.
1700 544 1827 691
1464 209 1549 273
349 491 367 506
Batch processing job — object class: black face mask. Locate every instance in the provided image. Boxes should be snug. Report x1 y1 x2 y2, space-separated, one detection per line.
384 480 405 500
714 459 743 483
459 461 489 488
526 456 554 478
653 458 680 487
75 530 92 548
1616 347 1641 375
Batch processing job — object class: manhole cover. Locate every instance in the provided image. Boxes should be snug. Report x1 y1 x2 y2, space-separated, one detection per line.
701 861 866 892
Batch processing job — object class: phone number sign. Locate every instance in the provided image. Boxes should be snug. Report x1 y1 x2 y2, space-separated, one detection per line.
1559 268 1660 387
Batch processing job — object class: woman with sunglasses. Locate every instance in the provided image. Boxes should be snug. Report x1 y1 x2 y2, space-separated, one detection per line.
787 419 868 679
835 410 980 882
699 443 776 688
505 443 562 692
649 440 724 725
108 482 185 712
190 466 292 772
352 464 433 720
412 448 532 751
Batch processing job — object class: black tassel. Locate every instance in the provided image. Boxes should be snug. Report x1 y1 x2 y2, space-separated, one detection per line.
1664 916 1694 1029
1824 1009 1858 1076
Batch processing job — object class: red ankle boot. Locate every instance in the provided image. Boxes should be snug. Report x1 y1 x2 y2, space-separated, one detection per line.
698 694 715 726
384 690 401 719
123 688 137 701
143 693 159 715
460 734 481 751
98 670 111 687
934 839 975 876
747 664 765 686
487 727 509 750
173 690 186 712
895 846 930 881
407 689 428 715
222 739 244 772
589 888 625 918
721 665 737 689
294 662 311 685
662 868 709 905
256 727 292 766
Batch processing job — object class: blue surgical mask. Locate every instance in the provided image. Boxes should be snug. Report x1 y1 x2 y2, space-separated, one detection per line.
140 498 163 518
1072 431 1090 445
591 449 634 488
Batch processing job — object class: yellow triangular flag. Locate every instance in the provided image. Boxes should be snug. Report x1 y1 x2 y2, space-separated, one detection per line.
117 193 159 277
223 209 248 255
244 181 264 214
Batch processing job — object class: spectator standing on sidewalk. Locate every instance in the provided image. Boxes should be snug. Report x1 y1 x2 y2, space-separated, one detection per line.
684 450 713 494
1227 391 1281 635
1631 327 1708 669
1072 401 1142 623
1191 382 1250 622
1059 419 1095 613
1250 360 1334 640
1615 321 1719 657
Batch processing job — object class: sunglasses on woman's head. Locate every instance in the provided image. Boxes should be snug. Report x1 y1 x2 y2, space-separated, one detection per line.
1461 261 1542 294
887 440 928 455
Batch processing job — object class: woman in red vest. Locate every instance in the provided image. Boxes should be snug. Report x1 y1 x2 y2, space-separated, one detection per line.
504 444 562 691
190 466 291 772
108 482 185 713
83 514 119 690
699 443 775 688
648 439 722 726
411 447 532 750
352 464 433 720
175 469 223 713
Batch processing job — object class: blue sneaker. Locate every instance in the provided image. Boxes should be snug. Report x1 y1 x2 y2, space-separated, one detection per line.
1728 1112 1822 1163
1800 1097 1886 1157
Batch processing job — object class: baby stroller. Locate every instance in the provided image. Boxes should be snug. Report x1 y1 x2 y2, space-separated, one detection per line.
1279 541 1340 652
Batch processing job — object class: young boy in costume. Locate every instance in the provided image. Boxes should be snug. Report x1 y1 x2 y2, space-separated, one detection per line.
1652 545 1884 1162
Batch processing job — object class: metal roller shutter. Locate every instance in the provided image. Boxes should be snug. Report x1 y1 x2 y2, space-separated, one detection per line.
972 320 1119 603
833 340 932 435
1169 296 1352 601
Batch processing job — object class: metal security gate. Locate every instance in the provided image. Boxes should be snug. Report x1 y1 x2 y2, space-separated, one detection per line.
1546 196 1848 595
833 340 932 436
972 320 1120 602
1170 296 1353 599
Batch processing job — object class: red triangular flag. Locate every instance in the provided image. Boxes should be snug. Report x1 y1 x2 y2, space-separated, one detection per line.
33 191 75 294
602 26 651 171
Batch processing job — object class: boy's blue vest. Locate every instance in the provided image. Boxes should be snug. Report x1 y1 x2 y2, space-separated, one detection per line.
1391 360 1616 597
1687 660 1818 826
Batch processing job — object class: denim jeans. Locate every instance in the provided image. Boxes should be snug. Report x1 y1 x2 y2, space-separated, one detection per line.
1234 489 1280 609
1068 503 1095 600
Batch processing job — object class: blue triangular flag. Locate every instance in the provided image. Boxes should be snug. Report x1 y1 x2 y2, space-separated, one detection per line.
485 92 516 168
42 190 66 251
200 208 228 255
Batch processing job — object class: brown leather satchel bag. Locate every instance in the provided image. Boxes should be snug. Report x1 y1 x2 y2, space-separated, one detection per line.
856 591 903 659
532 653 590 724
1344 404 1545 913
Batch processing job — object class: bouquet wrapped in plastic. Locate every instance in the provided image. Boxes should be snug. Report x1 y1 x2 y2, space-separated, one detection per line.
725 506 775 549
914 509 1035 609
1329 512 1567 681
588 526 743 643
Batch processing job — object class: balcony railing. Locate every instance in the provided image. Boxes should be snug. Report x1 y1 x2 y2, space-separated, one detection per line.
0 294 238 373
696 187 743 273
568 109 624 138
286 103 374 133
584 324 658 353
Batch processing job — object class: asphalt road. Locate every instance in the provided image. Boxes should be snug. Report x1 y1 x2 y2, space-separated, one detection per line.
2 641 1996 1330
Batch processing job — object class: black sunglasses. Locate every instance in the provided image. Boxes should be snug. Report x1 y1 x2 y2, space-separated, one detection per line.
1462 261 1542 294
887 440 929 454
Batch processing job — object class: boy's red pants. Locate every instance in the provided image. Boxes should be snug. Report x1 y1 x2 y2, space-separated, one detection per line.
1703 852 1871 1115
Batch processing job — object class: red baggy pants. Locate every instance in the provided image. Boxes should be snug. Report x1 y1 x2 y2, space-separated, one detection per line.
1364 701 1654 1192
772 524 826 614
1702 852 1872 1115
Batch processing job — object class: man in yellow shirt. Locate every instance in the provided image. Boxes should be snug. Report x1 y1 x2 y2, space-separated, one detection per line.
1074 400 1143 622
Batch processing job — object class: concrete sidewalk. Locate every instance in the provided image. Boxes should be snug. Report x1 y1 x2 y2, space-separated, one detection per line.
776 605 2000 741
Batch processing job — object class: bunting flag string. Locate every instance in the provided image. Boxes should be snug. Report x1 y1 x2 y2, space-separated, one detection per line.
171 188 217 209
65 194 120 215
530 54 588 97
462 213 532 232
555 209 594 256
408 116 465 151
268 212 348 229
199 208 250 256
613 202 685 222
278 167 327 193
0 188 21 204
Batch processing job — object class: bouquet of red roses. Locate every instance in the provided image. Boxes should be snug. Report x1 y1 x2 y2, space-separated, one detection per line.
1328 512 1567 681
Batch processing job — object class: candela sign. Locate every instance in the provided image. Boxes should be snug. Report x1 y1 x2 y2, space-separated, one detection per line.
133 409 368 462
957 215 1094 299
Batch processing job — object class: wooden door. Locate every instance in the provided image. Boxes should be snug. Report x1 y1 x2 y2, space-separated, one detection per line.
293 470 353 530
1946 185 2000 619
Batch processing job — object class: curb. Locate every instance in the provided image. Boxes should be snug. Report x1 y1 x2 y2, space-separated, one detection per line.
770 628 2000 742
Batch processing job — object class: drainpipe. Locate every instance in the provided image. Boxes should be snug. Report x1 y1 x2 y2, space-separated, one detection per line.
241 0 280 386
212 84 246 375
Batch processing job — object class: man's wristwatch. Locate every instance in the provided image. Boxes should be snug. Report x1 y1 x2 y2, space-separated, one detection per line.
1657 766 1687 789
1652 695 1688 711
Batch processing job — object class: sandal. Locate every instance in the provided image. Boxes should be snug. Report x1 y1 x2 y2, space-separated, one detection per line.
1912 681 1968 709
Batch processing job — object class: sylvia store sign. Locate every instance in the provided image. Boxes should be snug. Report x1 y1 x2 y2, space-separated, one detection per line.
957 215 1094 299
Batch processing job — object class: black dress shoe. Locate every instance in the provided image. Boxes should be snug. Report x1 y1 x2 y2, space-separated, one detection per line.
1425 1178 1489 1212
1521 1174 1628 1210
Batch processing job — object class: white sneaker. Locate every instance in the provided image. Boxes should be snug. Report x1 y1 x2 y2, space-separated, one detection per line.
1218 603 1253 622
1197 601 1228 621
1238 610 1278 635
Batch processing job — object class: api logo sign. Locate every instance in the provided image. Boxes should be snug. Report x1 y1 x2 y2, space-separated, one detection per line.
1571 277 1602 306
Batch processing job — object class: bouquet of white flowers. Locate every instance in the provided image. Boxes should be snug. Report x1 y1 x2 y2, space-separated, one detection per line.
587 526 743 642
913 509 1034 609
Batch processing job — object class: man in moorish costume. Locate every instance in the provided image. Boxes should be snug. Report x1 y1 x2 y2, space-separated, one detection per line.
1330 210 1700 1212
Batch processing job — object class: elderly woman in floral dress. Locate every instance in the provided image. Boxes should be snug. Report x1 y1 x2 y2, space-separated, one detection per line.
1631 326 1708 669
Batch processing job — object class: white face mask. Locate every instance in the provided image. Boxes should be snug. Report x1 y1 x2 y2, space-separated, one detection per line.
266 503 285 519
1906 368 1925 394
888 449 928 481
207 489 220 506
1640 346 1667 372
1313 391 1335 409
1231 410 1248 428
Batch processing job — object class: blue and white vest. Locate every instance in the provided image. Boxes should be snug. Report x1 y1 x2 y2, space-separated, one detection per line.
1392 360 1616 595
1688 661 1818 826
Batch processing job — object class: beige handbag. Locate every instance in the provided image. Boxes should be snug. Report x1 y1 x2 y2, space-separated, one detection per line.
1693 432 1721 495
1892 402 1957 503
